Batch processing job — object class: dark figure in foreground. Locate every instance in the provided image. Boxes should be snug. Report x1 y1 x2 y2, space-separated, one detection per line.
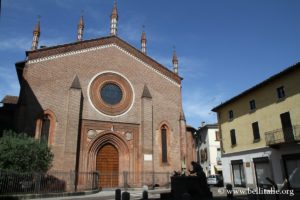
189 161 206 179
169 161 212 200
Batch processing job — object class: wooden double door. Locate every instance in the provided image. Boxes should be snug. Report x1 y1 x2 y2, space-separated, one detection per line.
96 144 119 188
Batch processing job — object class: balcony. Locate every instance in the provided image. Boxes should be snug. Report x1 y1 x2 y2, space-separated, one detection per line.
265 125 300 146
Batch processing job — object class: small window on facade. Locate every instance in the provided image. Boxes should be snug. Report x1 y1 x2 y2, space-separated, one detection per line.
200 149 204 162
230 129 236 146
217 148 222 164
201 149 207 162
277 86 285 99
228 110 234 120
249 99 256 111
161 126 168 163
41 115 50 143
215 131 220 141
204 148 208 161
252 122 260 141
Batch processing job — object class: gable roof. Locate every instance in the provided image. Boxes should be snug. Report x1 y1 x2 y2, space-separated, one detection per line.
26 36 182 84
212 62 300 112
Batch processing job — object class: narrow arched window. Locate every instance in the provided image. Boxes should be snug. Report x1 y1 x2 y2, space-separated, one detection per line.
35 109 56 145
161 126 168 163
41 114 50 143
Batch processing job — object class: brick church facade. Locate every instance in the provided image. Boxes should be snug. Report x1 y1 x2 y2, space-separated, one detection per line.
2 3 194 188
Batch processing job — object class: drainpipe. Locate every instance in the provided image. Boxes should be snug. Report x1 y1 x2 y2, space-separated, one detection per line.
152 105 155 189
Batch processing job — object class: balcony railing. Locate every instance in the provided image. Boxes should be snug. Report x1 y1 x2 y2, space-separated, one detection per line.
265 125 300 146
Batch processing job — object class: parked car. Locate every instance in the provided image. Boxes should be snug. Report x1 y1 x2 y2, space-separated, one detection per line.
207 174 223 186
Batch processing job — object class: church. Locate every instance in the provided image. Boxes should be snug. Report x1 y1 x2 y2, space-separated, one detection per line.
2 3 195 189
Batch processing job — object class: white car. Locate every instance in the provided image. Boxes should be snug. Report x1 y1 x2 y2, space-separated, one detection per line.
207 174 223 186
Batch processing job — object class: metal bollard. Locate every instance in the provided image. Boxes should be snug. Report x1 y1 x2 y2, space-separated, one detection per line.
115 189 121 200
122 191 130 200
226 184 233 199
142 190 148 200
182 192 191 200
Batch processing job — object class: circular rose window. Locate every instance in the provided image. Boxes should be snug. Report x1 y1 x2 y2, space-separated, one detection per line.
89 72 133 116
100 83 123 105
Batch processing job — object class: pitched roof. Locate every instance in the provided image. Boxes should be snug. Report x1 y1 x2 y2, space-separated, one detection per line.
1 95 19 104
212 62 300 112
198 123 218 132
26 36 182 84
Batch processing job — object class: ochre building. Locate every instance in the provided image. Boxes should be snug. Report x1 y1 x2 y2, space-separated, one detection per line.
212 62 300 190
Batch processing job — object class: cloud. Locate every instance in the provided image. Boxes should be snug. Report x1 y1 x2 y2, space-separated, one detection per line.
53 0 75 10
179 56 208 78
150 54 208 78
4 0 34 13
119 16 145 42
40 37 66 47
148 54 219 127
85 28 107 38
0 37 31 51
182 90 221 127
0 36 67 51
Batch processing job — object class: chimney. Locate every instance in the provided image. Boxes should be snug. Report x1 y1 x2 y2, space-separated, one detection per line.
201 121 206 127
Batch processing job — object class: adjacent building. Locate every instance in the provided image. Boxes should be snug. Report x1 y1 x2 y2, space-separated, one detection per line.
196 123 222 176
0 96 19 135
185 125 198 172
212 62 300 191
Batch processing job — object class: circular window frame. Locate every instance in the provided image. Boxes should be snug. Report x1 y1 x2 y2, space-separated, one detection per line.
88 71 134 117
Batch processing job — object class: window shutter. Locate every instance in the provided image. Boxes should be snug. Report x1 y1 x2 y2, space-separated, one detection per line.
252 122 260 140
230 129 236 146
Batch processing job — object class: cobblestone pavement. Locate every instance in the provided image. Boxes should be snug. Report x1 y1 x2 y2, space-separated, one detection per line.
30 189 168 200
29 187 247 200
30 187 247 200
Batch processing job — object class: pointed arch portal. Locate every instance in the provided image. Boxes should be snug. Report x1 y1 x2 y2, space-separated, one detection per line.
85 131 130 188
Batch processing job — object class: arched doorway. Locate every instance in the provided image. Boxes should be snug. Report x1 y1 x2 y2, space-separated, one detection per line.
96 144 119 188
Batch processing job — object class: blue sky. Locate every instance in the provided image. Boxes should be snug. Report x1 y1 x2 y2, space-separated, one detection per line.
1 0 300 128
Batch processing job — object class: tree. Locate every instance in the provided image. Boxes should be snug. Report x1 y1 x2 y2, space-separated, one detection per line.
0 130 53 173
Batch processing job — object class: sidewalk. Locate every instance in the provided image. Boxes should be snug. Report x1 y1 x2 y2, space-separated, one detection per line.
29 188 170 200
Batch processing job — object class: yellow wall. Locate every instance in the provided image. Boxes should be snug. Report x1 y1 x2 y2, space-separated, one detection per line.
216 67 300 154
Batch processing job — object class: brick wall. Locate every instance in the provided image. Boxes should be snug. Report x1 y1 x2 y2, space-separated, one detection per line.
19 43 185 175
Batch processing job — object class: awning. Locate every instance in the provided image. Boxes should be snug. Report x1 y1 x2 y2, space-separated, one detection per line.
214 165 222 171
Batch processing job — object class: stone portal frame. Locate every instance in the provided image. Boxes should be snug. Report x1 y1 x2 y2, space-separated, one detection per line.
79 120 141 187
86 132 130 173
85 132 130 187
35 109 57 145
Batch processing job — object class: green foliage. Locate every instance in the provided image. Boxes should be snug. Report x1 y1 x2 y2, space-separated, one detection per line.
0 130 53 173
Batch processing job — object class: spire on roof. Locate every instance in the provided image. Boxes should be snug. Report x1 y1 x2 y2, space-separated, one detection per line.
172 47 179 74
77 12 84 41
31 16 41 50
110 0 118 36
141 25 147 54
